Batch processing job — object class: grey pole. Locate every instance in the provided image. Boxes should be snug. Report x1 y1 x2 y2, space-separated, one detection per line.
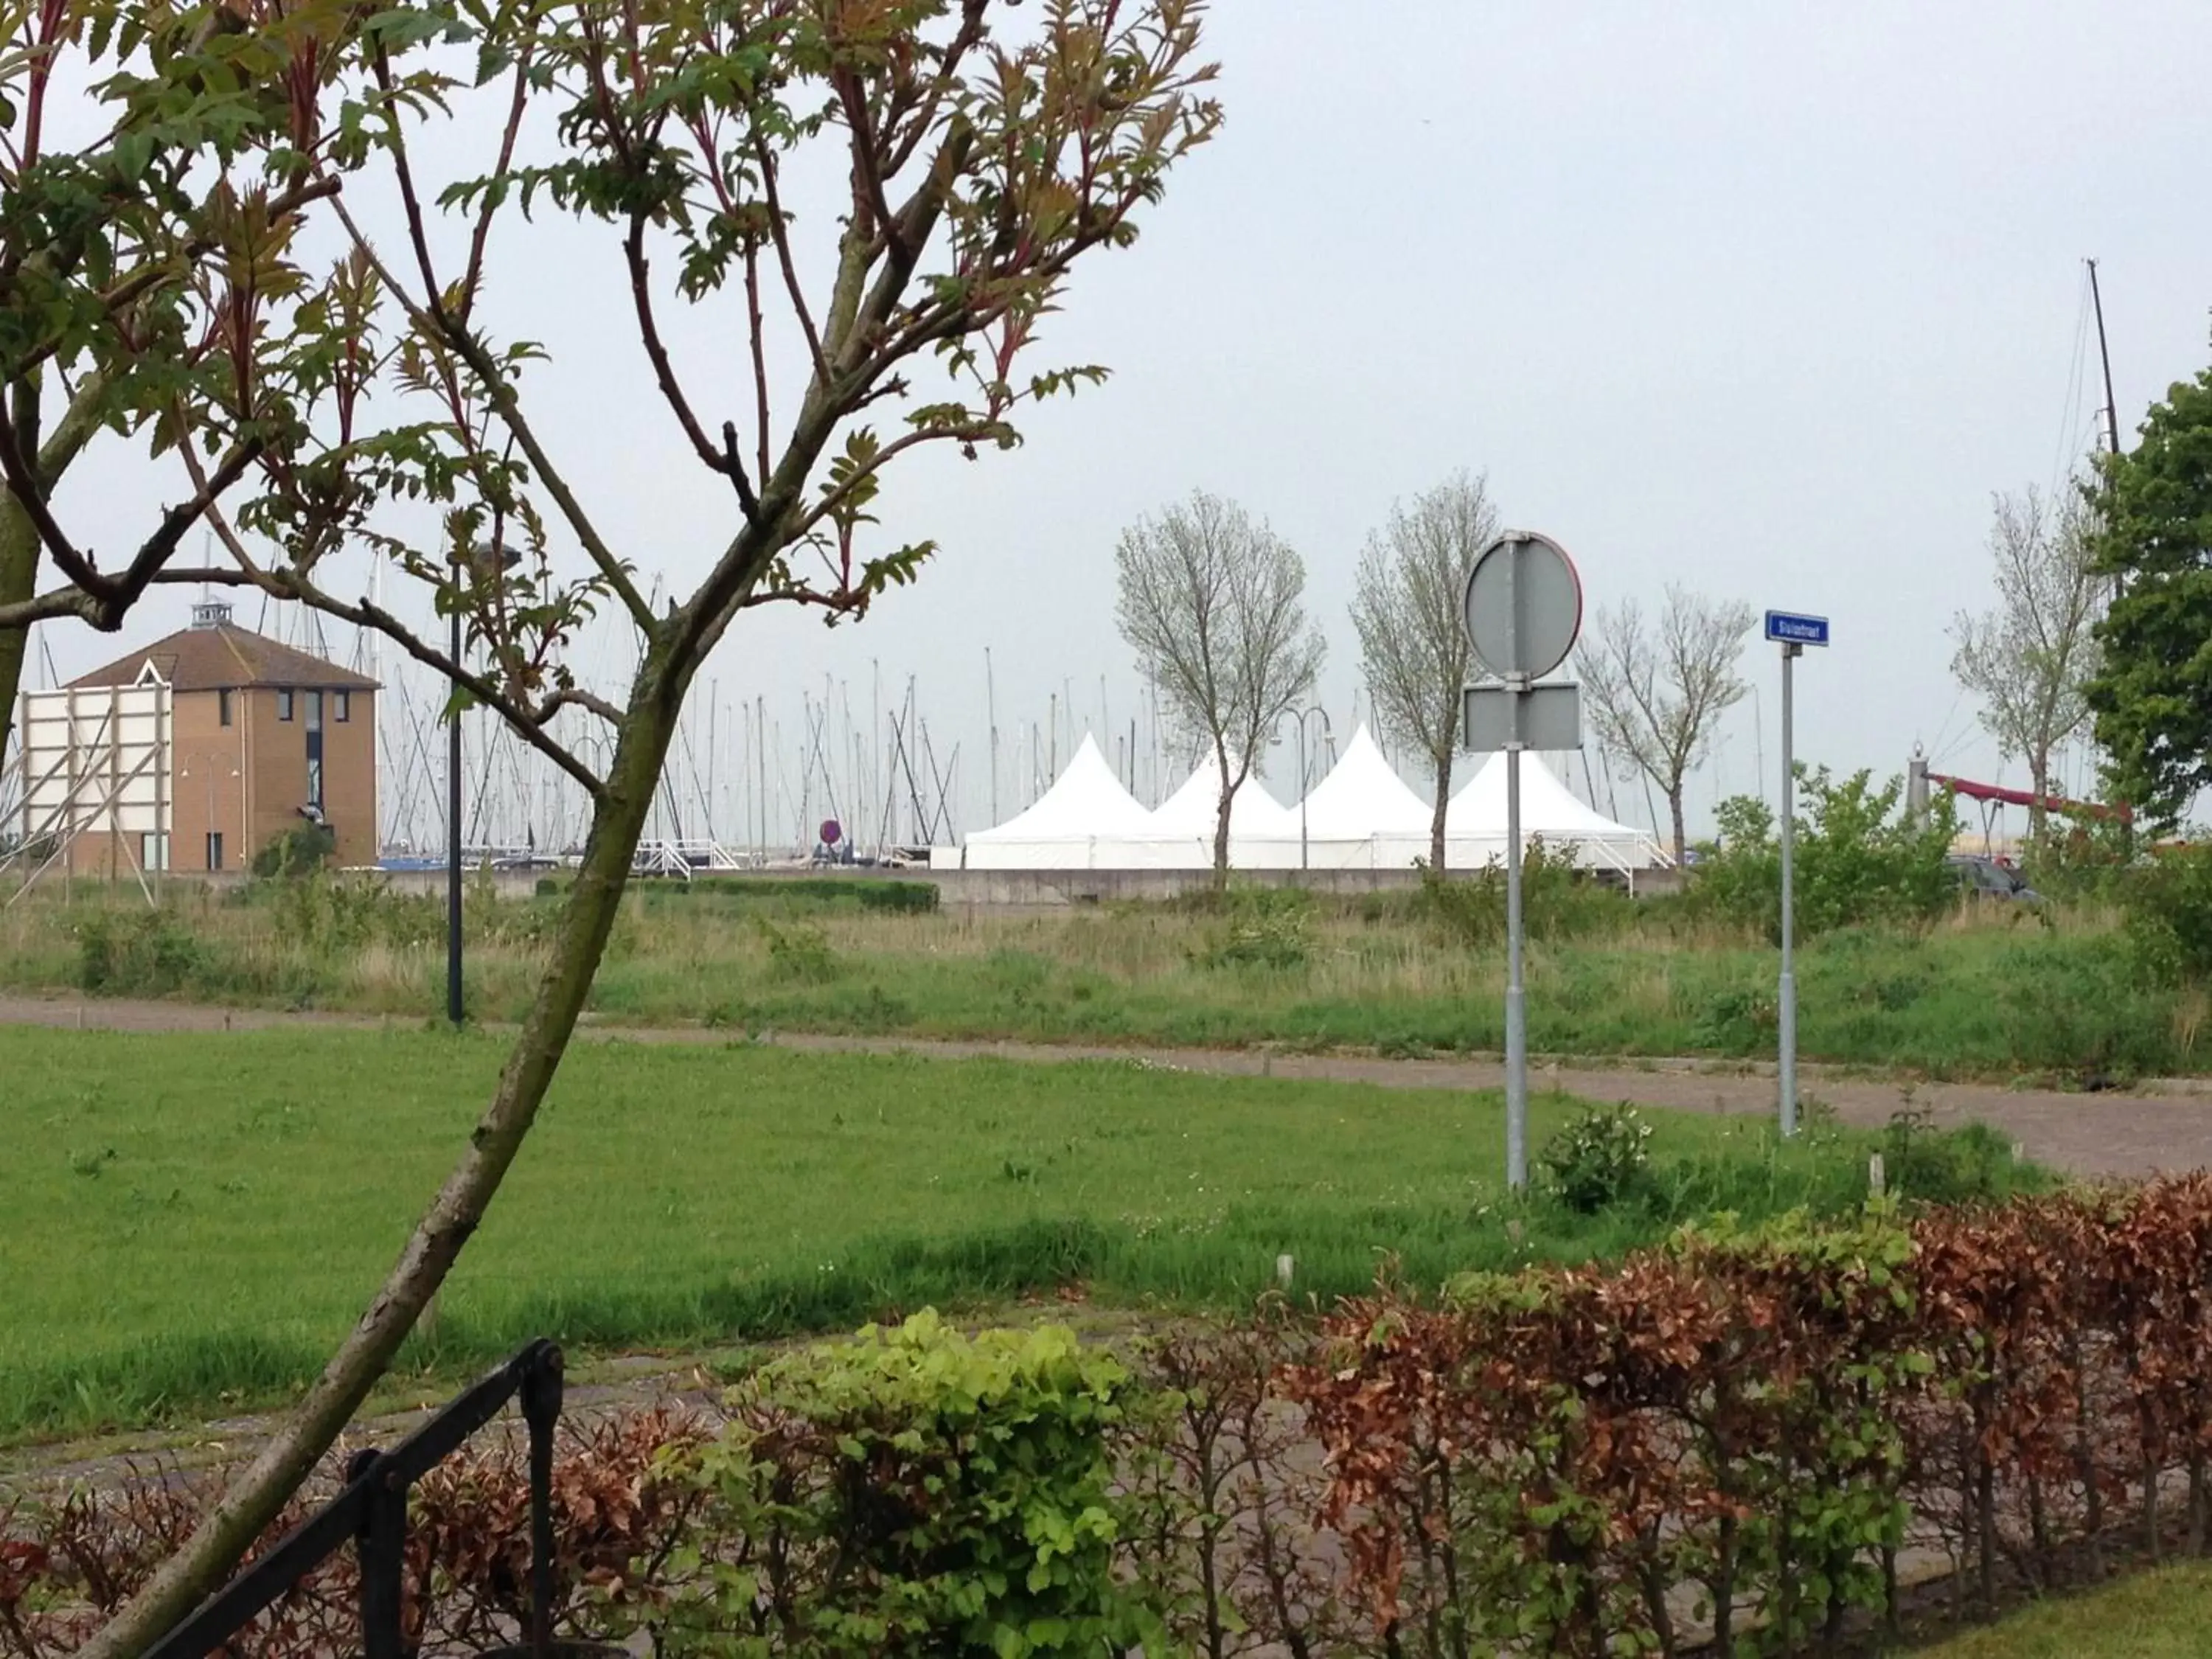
1297 718 1310 871
447 577 464 1030
1778 641 1801 1135
1505 724 1528 1189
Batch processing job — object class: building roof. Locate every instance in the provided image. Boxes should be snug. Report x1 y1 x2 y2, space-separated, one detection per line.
66 622 378 693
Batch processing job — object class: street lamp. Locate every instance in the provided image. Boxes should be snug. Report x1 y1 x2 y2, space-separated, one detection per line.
178 759 240 872
1287 705 1333 871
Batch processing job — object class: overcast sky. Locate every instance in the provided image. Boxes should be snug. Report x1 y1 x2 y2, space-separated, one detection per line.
21 1 2212 847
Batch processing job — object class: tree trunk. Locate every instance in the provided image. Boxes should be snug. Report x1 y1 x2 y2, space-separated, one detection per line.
1669 784 1688 867
1429 751 1450 874
1211 735 1233 888
2 376 105 774
81 677 682 1659
2028 752 2050 848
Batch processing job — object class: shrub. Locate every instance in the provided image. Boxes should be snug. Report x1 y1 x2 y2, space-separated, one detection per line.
751 915 840 983
1693 768 1958 940
74 911 211 996
1193 884 1312 970
2124 841 2212 987
1417 837 1624 948
1538 1102 1654 1213
660 1311 1149 1658
251 823 337 880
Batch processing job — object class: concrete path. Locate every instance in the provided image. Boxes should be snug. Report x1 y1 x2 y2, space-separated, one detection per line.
4 992 2210 1180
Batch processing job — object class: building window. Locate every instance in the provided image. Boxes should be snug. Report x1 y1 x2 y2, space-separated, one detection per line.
206 832 224 872
335 691 350 723
218 689 233 728
277 689 294 722
307 757 324 810
139 833 169 872
306 690 323 731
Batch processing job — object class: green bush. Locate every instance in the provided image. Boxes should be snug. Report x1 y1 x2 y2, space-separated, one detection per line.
753 914 841 983
1194 884 1313 970
74 910 211 996
250 823 336 880
1693 768 1959 940
1538 1102 1654 1213
660 1311 1149 1658
2124 842 2212 987
1417 837 1625 947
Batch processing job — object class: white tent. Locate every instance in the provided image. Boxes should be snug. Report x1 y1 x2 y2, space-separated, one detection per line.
1281 724 1436 869
951 734 1155 869
1444 751 1667 873
1134 749 1301 869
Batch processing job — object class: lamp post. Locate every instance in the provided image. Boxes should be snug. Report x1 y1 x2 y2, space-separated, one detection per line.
1288 705 1333 871
179 759 240 872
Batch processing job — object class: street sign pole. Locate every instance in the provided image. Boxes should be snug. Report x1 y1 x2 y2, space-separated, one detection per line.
1778 639 1800 1138
1763 609 1827 1138
1462 532 1585 1192
1503 679 1528 1189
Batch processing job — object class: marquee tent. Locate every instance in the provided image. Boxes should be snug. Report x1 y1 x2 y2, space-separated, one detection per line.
1273 724 1436 869
953 734 1153 869
1131 748 1302 868
1444 751 1667 873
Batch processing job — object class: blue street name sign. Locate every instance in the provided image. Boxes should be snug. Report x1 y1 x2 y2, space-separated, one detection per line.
1764 610 1829 647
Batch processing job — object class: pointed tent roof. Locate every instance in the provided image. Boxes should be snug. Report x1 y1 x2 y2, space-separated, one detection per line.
1146 749 1298 840
967 734 1152 844
1294 724 1433 838
1444 751 1666 863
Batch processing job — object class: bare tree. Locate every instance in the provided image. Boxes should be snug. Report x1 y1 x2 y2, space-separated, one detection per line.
1115 490 1323 877
1576 585 1755 863
1951 483 2103 838
3 7 1220 1658
1350 472 1498 870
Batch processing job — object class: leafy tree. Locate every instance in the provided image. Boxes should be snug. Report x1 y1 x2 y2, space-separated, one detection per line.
1696 768 1959 940
0 0 361 764
1113 489 1322 877
8 6 1222 1658
1950 482 2103 840
1575 585 1755 864
2085 343 2212 828
1349 470 1497 872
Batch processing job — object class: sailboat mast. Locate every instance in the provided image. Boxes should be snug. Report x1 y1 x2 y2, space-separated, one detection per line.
2087 257 2121 457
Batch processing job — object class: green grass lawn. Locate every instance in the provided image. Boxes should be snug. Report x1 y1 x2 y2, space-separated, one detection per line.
1905 1564 2212 1657
0 1022 1994 1442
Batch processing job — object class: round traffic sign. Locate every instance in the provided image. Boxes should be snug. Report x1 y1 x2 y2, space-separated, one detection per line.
819 818 842 846
1462 531 1583 681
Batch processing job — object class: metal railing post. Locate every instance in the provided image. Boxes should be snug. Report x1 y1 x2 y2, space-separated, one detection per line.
522 1346 566 1659
352 1449 406 1659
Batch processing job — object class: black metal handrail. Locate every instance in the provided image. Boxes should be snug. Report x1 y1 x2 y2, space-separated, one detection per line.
143 1340 566 1659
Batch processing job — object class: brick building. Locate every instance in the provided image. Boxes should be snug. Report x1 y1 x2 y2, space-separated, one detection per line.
18 601 378 877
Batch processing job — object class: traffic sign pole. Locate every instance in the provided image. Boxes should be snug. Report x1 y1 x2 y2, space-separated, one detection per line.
1762 609 1826 1138
1778 640 1800 1138
1504 698 1528 1189
1462 532 1583 1193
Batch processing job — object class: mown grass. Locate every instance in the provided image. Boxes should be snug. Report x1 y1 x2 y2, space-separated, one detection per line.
0 877 2193 1081
0 1023 2026 1442
1902 1562 2212 1657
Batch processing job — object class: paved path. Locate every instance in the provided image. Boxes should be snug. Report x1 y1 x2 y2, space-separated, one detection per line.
6 992 2211 1180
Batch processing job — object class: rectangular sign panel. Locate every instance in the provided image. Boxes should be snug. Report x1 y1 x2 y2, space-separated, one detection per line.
1463 682 1582 753
1764 610 1830 647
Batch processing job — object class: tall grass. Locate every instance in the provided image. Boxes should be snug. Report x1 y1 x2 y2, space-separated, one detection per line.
0 875 2188 1079
0 1023 2027 1441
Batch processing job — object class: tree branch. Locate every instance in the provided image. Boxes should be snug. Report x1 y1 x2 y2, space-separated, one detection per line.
626 211 740 484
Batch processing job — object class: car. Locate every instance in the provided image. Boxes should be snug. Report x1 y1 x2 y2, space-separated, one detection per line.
1946 853 2042 906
